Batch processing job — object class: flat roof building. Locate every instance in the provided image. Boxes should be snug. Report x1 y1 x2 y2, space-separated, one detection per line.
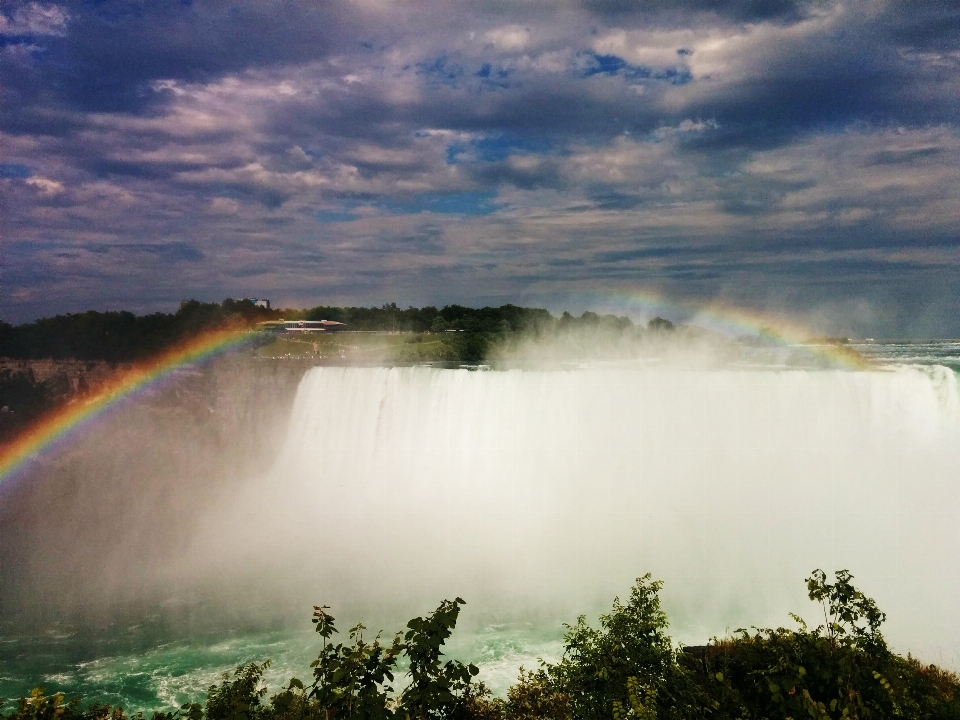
258 319 346 332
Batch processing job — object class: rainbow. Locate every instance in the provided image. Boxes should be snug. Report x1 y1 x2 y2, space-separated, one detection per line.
0 328 258 489
555 288 871 369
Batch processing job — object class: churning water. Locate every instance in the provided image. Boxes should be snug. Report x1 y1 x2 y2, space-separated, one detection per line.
3 342 960 711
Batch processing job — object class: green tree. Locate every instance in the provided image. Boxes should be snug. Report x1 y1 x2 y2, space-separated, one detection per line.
806 569 885 647
205 662 271 720
307 600 478 720
308 607 401 720
549 575 693 720
399 598 479 720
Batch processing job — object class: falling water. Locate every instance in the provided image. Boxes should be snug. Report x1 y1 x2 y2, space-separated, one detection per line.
4 354 960 708
188 362 960 657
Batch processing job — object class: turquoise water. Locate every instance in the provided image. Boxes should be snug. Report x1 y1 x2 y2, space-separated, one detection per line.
0 621 305 711
0 618 563 712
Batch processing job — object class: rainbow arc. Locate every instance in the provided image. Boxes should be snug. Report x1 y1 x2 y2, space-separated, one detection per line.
0 328 256 488
563 289 869 370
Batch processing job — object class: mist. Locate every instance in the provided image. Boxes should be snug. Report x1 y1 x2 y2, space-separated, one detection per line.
184 358 960 661
0 358 304 623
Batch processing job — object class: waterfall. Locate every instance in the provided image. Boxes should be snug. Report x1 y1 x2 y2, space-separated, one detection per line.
189 364 960 663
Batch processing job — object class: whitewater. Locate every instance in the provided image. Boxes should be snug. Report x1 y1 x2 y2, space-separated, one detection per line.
3 346 960 710
194 363 960 630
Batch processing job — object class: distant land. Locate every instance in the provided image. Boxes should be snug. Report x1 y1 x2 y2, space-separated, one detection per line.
0 299 676 441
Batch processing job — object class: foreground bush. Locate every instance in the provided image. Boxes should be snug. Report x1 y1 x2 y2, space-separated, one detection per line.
4 571 959 720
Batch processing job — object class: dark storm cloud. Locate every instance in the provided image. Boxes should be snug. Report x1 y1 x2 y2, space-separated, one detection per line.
2 0 959 335
2 1 358 115
868 147 943 166
579 0 816 23
82 242 205 263
886 0 960 52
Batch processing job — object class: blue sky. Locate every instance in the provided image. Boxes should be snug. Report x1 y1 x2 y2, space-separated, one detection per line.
1 0 959 335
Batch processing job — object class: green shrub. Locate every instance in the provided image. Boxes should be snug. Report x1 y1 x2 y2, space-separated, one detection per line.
680 570 960 720
550 575 669 719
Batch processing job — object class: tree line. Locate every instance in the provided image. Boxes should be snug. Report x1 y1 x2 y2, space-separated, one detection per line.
0 300 284 364
0 300 673 363
3 570 959 720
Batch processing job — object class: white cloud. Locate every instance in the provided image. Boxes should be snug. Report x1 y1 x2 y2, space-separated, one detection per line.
1 2 68 36
209 197 240 215
484 25 531 51
26 176 63 194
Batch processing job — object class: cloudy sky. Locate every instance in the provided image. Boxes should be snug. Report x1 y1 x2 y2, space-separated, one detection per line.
2 0 958 335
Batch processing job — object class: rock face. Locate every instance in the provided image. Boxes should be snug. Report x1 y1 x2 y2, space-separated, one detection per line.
0 357 129 395
0 358 135 443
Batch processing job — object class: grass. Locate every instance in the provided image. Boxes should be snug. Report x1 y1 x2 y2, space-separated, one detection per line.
254 332 460 363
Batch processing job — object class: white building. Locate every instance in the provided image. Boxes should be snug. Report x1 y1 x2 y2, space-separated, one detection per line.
257 319 346 332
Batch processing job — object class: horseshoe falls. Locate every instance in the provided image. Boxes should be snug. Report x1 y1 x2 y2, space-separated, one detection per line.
188 362 960 656
4 355 960 709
